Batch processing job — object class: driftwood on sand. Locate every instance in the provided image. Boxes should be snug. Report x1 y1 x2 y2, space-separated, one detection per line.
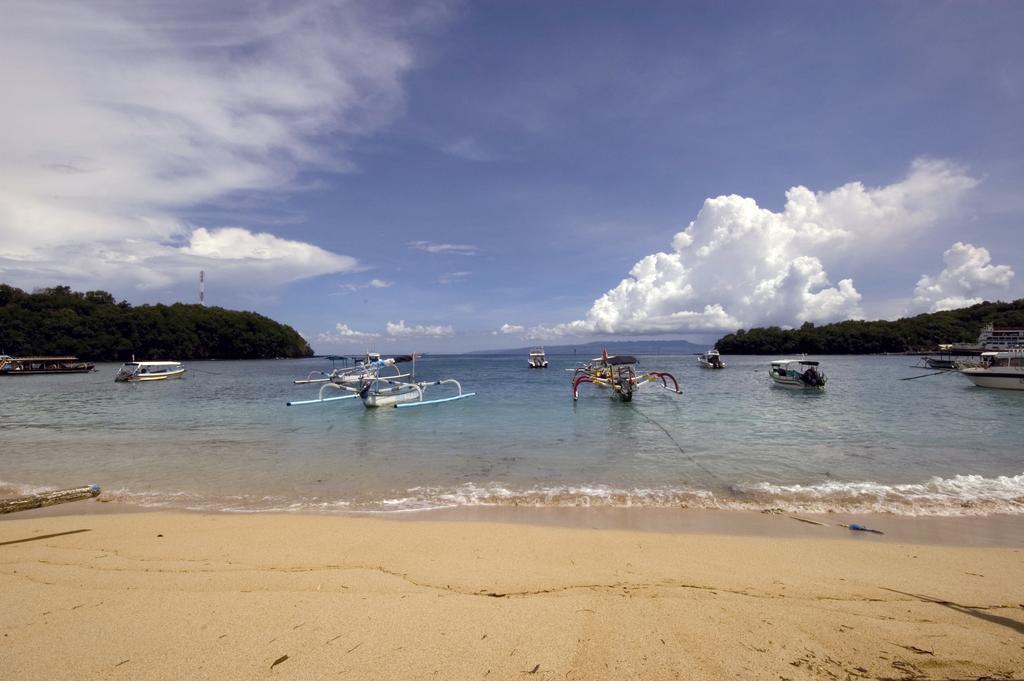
0 485 101 515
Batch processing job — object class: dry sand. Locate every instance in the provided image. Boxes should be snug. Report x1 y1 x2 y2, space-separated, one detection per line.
1 510 1022 680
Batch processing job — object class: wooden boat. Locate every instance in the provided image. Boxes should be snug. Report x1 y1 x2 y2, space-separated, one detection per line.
0 355 95 375
571 350 680 402
769 359 827 389
114 361 186 382
959 350 1024 390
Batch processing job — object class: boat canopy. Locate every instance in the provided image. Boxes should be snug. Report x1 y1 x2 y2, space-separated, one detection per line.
122 361 182 367
593 355 637 366
771 359 819 366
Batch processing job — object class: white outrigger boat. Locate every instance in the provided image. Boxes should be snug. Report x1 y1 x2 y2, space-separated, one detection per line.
288 355 474 409
294 352 412 388
959 349 1024 390
768 359 826 389
114 361 186 382
528 347 549 368
697 349 725 369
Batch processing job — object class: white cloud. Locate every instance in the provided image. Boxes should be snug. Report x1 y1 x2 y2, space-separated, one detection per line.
339 278 393 293
510 159 976 338
0 1 422 292
438 271 472 284
408 241 479 256
441 137 497 162
317 323 380 344
911 242 1014 312
495 323 525 335
386 320 456 338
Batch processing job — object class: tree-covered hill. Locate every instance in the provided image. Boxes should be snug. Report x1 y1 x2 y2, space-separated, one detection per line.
715 299 1024 354
0 285 313 361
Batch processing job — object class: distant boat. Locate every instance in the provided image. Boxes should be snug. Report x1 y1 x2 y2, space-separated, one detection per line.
114 361 186 382
959 350 1024 390
528 348 549 368
924 357 958 370
0 355 95 375
769 359 827 389
697 349 725 369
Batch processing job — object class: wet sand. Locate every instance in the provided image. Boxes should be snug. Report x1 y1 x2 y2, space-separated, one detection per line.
2 509 1022 680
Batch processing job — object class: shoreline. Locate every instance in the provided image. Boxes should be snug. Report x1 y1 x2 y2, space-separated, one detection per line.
2 509 1022 680
13 499 1024 548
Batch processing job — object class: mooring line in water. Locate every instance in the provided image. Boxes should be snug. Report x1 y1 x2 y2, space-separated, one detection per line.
628 403 723 483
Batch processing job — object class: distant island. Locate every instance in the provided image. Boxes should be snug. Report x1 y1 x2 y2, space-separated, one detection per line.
0 284 312 361
715 299 1024 354
469 339 705 355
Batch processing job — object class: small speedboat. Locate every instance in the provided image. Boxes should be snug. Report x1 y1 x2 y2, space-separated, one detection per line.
959 350 1024 390
698 349 725 369
114 361 186 382
769 359 826 389
528 348 549 368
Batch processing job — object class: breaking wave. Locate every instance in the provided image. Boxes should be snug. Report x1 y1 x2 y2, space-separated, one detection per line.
13 473 1021 517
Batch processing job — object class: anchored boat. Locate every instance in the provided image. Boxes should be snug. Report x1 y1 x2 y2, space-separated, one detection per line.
769 359 827 389
958 350 1024 390
0 355 95 375
114 361 186 382
528 347 549 368
294 352 413 388
697 349 725 369
288 356 474 409
571 350 680 402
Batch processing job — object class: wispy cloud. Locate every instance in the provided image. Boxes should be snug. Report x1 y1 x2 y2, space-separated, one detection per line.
0 1 424 293
408 241 479 256
386 320 455 337
339 278 393 293
438 271 471 284
441 137 498 162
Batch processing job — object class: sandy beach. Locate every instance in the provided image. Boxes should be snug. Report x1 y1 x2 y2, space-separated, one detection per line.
2 509 1022 680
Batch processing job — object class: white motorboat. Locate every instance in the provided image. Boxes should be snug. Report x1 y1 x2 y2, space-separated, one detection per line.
769 359 826 389
698 349 725 369
959 350 1024 390
528 347 549 368
114 361 185 382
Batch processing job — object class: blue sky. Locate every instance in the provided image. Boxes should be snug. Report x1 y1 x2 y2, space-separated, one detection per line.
0 1 1021 351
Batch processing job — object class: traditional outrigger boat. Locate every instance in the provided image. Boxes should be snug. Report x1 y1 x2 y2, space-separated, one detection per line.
294 352 413 388
697 349 725 369
768 359 827 389
288 355 474 409
571 350 680 402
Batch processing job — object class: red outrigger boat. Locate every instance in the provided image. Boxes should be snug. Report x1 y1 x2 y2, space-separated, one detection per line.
571 350 680 402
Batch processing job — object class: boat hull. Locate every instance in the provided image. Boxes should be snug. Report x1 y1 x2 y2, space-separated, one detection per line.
361 386 421 408
959 370 1024 390
770 375 824 390
116 369 186 382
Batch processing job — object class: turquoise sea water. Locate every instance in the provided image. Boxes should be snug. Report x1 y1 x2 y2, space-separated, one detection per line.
2 354 1022 516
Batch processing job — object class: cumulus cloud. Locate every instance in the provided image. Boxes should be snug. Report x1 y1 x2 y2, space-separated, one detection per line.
408 241 479 256
317 323 380 344
386 320 456 337
506 159 976 338
911 242 1014 312
494 323 525 335
0 1 423 292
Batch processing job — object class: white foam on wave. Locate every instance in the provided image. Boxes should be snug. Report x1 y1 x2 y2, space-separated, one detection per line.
8 473 1022 517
